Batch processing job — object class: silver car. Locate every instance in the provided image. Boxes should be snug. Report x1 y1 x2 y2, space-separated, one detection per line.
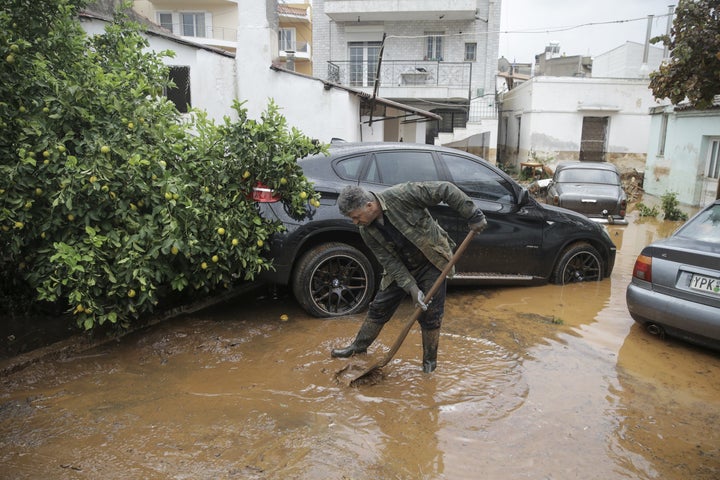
626 199 720 350
547 161 627 224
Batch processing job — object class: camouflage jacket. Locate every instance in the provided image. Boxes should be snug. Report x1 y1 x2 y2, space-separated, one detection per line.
360 181 482 291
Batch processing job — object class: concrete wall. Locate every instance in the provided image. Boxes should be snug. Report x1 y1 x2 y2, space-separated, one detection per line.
592 41 665 79
645 107 720 206
236 0 367 142
311 0 499 104
498 76 664 172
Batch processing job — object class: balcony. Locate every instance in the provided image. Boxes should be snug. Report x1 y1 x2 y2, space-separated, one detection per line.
278 4 311 22
327 60 472 100
279 41 312 60
324 0 478 22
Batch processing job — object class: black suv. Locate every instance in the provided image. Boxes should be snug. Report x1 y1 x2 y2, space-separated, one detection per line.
258 142 617 317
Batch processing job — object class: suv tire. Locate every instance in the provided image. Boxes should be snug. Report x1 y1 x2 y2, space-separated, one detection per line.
292 242 376 317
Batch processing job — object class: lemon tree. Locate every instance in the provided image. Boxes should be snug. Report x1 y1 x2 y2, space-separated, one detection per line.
0 0 325 331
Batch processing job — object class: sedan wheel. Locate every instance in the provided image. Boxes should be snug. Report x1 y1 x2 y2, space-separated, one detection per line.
292 242 376 317
551 242 603 284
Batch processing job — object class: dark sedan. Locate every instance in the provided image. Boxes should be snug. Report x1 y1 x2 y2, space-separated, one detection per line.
258 142 617 317
547 161 627 224
626 199 720 350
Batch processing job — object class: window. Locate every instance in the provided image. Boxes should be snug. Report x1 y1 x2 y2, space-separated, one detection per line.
181 12 205 37
365 151 437 185
708 139 720 179
279 28 296 52
658 113 668 156
348 42 381 87
676 204 720 243
434 109 467 133
166 66 191 113
334 155 367 180
464 43 477 61
442 154 515 203
157 12 173 32
425 32 443 60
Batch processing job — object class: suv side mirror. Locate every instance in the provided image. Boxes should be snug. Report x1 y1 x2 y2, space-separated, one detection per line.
517 187 529 206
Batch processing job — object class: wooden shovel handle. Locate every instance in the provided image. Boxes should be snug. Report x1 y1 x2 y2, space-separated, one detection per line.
379 229 477 366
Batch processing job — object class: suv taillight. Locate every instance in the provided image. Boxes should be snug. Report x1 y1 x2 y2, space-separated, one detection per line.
620 199 627 217
632 254 652 282
252 182 280 203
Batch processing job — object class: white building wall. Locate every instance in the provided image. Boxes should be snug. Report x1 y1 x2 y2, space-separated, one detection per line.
645 108 720 206
80 16 236 122
592 41 665 79
499 76 664 171
235 0 367 142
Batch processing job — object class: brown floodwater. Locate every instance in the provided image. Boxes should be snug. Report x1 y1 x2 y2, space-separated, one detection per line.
1 208 719 479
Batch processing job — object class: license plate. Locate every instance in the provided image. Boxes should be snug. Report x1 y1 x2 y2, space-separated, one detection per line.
689 274 720 295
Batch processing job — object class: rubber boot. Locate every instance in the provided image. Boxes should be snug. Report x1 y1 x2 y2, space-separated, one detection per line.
422 328 441 373
331 321 383 358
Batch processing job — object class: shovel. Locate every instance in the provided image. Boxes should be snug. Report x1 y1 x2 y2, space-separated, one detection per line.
340 229 477 387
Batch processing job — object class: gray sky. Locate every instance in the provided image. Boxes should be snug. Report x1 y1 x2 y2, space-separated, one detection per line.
498 0 676 63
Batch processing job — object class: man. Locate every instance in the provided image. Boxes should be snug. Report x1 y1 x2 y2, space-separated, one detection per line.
331 181 487 373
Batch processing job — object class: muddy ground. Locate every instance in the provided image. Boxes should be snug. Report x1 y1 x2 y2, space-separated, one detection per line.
1 205 719 479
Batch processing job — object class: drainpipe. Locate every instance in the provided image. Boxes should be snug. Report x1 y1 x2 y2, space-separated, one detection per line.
639 15 653 78
663 5 675 60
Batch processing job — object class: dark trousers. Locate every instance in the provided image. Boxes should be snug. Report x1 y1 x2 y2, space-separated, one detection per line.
366 263 446 330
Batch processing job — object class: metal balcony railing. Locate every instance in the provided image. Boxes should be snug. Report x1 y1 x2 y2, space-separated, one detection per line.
163 24 238 43
327 60 472 92
280 41 310 55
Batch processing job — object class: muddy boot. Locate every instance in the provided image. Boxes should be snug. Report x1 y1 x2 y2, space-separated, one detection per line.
422 328 441 373
331 321 383 358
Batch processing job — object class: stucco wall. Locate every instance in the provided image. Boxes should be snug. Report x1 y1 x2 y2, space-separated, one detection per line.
80 16 237 122
236 1 366 143
498 76 663 172
645 108 720 206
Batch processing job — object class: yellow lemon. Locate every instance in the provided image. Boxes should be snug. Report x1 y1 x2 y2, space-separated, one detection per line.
299 191 308 199
280 314 289 322
100 145 110 154
231 238 239 246
211 255 219 263
127 289 136 298
217 227 225 235
171 246 179 255
201 262 208 270
67 214 75 221
242 170 251 179
257 239 264 248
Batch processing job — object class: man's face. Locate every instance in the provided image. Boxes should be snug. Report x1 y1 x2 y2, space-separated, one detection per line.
347 202 378 226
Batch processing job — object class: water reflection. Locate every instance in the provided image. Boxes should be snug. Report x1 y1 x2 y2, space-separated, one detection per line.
2 208 719 479
612 323 720 479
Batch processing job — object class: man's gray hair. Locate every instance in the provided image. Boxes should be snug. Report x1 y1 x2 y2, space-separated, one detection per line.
338 185 374 216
